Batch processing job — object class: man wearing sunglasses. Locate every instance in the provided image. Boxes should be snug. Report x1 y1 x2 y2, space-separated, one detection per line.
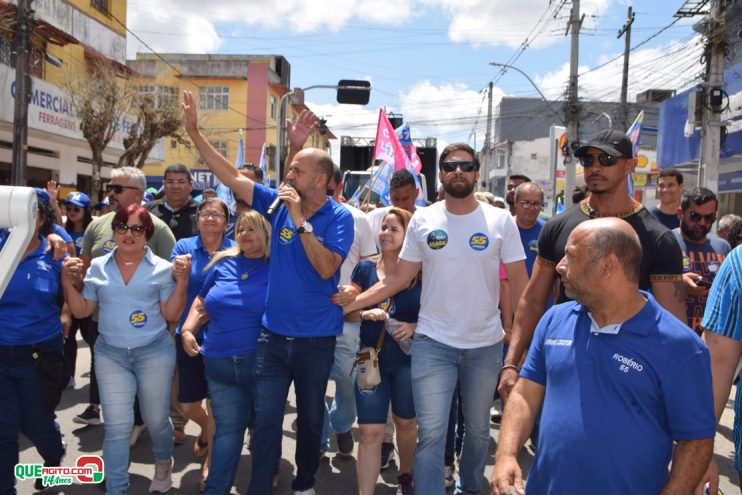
344 142 528 495
145 164 200 241
672 187 731 335
499 128 686 401
75 167 176 428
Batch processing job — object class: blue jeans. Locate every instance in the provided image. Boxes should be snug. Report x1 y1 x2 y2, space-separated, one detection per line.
203 353 256 495
411 334 502 495
0 336 66 495
95 331 175 495
321 321 360 450
248 329 335 494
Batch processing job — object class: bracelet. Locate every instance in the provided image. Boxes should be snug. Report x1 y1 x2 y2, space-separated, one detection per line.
500 364 519 375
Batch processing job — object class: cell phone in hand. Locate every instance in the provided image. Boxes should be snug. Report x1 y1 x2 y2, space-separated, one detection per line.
696 277 713 288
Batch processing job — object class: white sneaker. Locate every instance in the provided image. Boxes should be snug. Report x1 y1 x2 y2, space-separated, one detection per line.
293 489 315 495
129 424 147 448
148 457 173 493
444 463 456 488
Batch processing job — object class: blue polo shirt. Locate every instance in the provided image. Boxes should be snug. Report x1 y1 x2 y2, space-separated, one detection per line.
199 255 269 357
0 233 64 345
521 292 715 494
82 246 176 349
251 183 354 337
517 219 544 277
171 235 235 335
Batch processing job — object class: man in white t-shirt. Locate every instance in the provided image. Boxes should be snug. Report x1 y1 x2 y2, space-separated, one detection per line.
323 166 377 456
344 143 528 495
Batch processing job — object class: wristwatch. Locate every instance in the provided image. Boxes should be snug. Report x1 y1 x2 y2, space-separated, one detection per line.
297 220 314 234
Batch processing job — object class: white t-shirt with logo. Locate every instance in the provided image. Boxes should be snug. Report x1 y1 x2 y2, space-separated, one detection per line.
400 201 525 349
340 203 377 286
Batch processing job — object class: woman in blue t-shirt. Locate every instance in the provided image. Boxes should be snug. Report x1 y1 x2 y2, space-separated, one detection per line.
0 190 67 494
348 207 420 495
181 210 270 495
61 192 94 393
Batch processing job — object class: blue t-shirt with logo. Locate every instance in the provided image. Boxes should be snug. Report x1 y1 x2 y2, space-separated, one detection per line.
199 255 269 358
171 235 235 336
518 219 544 277
351 259 421 349
520 292 715 494
0 232 64 345
68 230 85 256
251 183 354 337
82 247 176 348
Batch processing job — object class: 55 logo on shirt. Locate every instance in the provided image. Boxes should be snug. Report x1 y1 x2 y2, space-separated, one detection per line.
129 310 147 328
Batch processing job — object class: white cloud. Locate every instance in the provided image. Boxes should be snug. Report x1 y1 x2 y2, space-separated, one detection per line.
306 80 491 163
533 36 704 102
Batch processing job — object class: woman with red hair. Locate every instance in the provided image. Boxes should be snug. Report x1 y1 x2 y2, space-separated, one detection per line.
63 204 191 495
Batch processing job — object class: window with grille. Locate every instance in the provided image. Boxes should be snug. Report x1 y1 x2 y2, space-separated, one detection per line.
134 85 178 109
91 0 110 14
199 86 229 110
198 141 228 163
0 37 12 67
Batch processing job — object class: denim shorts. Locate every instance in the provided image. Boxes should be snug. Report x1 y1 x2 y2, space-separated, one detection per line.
354 341 415 424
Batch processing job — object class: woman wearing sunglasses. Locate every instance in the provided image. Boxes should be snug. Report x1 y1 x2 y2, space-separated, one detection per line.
169 198 235 492
180 210 271 495
62 192 94 392
63 204 190 495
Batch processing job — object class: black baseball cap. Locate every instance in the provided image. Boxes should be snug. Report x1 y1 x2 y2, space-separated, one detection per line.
574 129 633 158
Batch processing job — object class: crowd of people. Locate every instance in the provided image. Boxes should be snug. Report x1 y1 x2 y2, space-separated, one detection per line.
2 93 742 495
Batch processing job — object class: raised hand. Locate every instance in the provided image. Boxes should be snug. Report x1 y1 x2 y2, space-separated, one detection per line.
172 254 192 282
46 180 60 203
287 110 318 149
181 90 200 137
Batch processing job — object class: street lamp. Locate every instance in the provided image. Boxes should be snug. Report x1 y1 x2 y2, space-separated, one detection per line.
489 62 564 125
274 80 371 181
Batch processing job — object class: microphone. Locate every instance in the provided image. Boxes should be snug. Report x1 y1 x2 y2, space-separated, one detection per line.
266 196 282 218
267 181 293 218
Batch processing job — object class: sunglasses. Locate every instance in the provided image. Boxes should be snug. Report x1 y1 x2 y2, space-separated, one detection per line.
113 222 146 236
105 184 140 194
578 154 620 167
65 205 82 213
441 161 477 173
687 211 717 224
198 211 226 220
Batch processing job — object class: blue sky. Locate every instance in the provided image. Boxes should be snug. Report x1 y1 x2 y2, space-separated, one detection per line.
126 0 702 157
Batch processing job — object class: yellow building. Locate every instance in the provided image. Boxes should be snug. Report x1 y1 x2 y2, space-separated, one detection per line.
0 0 145 193
128 53 334 189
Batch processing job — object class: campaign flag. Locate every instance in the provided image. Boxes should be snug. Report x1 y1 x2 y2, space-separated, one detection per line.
349 163 393 207
374 109 412 172
215 130 243 212
626 111 644 197
396 123 422 174
258 142 270 187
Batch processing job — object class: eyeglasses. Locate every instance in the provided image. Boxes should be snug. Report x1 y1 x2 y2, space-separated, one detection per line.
441 161 477 173
105 184 140 194
687 211 717 224
578 154 620 168
518 200 543 209
198 211 227 220
112 222 146 236
65 205 82 213
164 179 190 186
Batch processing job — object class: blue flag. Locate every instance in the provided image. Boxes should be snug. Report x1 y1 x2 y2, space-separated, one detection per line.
216 131 243 212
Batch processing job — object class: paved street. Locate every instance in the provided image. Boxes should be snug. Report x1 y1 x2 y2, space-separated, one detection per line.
16 336 742 494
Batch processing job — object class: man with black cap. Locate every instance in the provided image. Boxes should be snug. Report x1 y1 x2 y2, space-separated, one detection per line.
499 129 686 399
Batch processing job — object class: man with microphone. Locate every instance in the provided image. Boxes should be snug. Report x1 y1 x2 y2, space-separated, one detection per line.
183 91 354 495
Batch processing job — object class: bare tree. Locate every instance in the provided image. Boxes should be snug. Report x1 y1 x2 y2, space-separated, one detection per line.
117 96 183 169
65 60 130 202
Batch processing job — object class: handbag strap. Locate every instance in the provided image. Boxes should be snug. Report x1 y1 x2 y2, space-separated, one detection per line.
374 323 386 353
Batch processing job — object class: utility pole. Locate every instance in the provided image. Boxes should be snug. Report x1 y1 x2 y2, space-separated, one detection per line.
483 81 494 192
564 0 582 209
698 0 725 192
11 0 32 186
617 6 635 132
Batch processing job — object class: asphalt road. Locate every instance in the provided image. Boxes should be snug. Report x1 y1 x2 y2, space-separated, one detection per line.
16 336 742 494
